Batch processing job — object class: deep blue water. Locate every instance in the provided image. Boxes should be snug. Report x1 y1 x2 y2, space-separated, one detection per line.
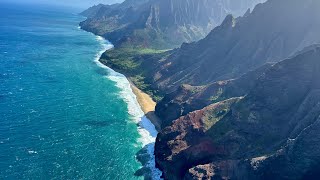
0 3 159 179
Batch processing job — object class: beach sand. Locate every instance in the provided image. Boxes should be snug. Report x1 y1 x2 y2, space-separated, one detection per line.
128 80 162 131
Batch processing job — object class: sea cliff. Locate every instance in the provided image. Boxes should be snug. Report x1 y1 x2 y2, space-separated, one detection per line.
79 0 320 179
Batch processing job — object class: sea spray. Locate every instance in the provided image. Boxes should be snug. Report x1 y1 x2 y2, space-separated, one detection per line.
94 36 162 179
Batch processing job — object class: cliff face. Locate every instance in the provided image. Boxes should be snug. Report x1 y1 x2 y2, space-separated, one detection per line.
153 0 320 128
79 0 148 35
80 1 320 179
132 0 265 48
150 0 320 92
80 0 265 49
80 4 107 18
155 46 320 179
155 63 273 128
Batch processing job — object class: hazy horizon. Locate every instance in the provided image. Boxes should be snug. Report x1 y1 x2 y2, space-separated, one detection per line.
1 0 124 8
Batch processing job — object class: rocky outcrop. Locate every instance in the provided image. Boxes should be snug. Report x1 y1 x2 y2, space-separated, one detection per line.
155 63 272 128
150 0 320 92
155 98 242 179
80 0 265 49
155 46 320 179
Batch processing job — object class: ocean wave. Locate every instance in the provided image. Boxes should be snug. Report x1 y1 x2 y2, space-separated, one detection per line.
94 36 162 179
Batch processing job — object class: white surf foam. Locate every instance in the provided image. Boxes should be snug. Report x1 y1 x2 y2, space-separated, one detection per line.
94 36 162 179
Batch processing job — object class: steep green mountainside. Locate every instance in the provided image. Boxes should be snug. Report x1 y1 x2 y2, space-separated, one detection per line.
152 0 320 126
80 4 108 18
150 0 320 92
85 0 265 102
80 0 148 35
80 0 265 49
155 46 320 179
155 63 273 128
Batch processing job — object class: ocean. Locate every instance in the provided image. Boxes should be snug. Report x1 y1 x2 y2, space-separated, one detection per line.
0 3 160 179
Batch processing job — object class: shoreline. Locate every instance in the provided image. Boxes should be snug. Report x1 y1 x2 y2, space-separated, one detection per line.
91 33 163 132
92 35 162 132
90 34 163 179
128 79 162 132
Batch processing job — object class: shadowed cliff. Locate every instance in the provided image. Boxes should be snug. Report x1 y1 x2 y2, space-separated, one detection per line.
154 0 320 128
155 46 320 179
80 0 264 49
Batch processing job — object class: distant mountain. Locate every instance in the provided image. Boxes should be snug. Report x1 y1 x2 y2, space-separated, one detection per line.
80 4 109 18
150 0 320 92
80 0 148 35
80 0 265 49
155 45 320 179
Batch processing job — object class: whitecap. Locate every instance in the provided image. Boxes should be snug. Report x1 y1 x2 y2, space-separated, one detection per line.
30 109 37 113
28 150 38 154
94 36 162 179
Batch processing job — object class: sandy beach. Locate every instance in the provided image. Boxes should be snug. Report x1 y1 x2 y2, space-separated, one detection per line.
128 80 162 131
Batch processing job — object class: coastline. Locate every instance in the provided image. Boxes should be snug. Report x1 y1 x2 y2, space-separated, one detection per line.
91 34 163 179
128 79 162 131
92 35 162 131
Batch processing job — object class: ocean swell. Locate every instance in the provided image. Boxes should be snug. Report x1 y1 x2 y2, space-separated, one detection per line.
94 36 162 179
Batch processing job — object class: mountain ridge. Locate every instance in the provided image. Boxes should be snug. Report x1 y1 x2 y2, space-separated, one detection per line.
152 0 320 128
149 0 320 92
80 0 265 49
79 0 320 179
155 46 320 179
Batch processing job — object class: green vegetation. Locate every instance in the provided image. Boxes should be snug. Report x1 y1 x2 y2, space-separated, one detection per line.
209 88 223 102
99 47 169 102
119 29 180 50
203 106 230 131
204 98 241 137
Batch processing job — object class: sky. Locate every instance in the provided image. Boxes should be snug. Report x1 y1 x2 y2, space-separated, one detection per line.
3 0 124 8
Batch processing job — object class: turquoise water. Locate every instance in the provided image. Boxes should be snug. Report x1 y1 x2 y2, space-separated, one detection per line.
0 3 160 179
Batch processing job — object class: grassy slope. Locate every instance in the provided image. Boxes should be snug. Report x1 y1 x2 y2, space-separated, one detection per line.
99 47 170 102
